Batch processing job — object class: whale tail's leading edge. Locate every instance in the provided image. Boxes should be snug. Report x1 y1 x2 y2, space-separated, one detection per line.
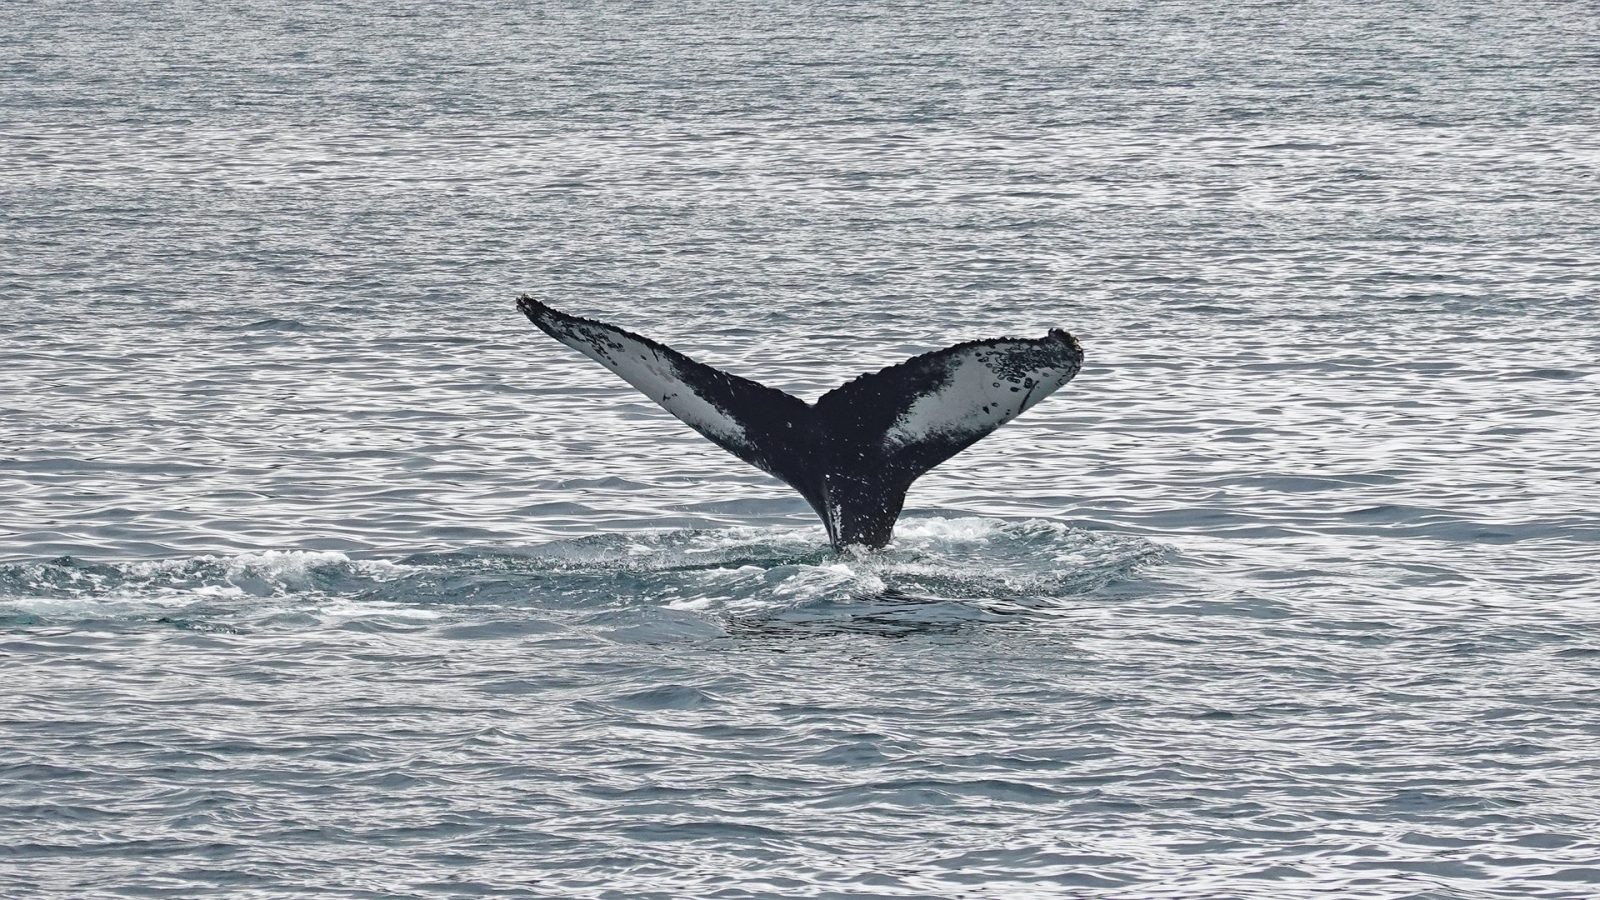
516 295 1083 550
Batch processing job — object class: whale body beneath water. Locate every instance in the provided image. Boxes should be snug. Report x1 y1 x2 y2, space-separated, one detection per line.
516 296 1083 550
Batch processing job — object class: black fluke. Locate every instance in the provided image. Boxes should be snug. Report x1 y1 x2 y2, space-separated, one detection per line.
516 296 1083 550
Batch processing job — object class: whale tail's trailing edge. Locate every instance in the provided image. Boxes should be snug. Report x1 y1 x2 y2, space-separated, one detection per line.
516 295 1083 550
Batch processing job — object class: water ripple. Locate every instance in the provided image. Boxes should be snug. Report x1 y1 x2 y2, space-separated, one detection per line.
5 0 1600 895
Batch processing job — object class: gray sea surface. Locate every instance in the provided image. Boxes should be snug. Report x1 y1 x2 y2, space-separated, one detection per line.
4 1 1600 897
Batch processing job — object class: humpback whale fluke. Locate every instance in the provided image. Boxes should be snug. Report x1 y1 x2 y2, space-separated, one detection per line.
516 296 1083 550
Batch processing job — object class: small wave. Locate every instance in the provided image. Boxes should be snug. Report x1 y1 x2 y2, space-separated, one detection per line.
0 550 422 626
219 317 318 333
465 516 1167 632
0 519 1166 632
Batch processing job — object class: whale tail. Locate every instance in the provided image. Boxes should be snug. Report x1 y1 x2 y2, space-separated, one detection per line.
516 295 1083 550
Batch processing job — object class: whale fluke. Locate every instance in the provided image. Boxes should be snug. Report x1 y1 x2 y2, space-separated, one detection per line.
516 295 1083 550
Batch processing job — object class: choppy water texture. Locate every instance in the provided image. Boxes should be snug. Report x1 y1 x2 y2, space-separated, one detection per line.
4 1 1600 897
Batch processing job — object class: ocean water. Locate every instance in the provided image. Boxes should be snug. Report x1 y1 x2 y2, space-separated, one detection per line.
4 1 1600 896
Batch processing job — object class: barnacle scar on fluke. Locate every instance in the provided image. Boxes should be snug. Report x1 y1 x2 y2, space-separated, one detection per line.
515 295 1084 551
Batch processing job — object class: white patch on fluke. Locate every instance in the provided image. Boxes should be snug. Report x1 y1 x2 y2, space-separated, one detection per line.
557 322 749 446
883 345 1074 450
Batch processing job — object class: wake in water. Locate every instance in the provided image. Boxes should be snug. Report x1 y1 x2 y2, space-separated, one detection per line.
0 518 1166 634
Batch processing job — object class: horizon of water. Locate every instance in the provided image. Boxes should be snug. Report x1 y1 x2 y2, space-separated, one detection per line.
4 1 1600 897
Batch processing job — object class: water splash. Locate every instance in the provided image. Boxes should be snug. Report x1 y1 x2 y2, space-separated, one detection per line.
0 518 1165 630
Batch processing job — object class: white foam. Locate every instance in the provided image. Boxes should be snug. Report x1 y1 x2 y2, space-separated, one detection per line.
768 562 887 603
222 549 355 580
0 549 426 621
892 516 1008 543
